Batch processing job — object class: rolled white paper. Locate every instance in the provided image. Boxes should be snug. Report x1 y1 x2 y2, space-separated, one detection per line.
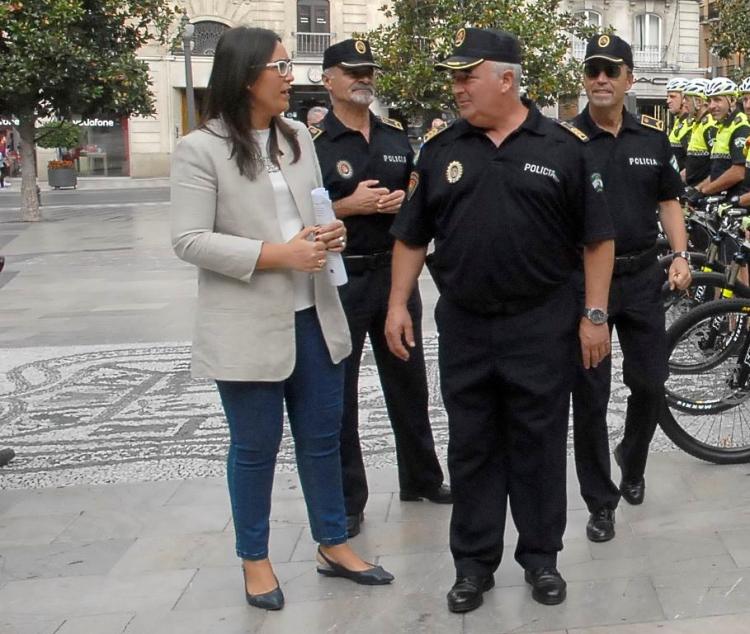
311 187 348 286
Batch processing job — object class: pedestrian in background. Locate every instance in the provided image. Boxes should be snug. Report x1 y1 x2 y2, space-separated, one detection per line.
170 26 393 612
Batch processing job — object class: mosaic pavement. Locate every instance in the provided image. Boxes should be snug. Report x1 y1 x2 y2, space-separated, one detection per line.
0 336 677 490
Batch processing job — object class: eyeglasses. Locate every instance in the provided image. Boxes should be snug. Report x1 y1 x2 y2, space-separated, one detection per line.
261 59 294 77
583 60 623 79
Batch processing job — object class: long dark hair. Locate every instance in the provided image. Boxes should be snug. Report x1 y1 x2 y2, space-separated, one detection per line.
201 27 300 179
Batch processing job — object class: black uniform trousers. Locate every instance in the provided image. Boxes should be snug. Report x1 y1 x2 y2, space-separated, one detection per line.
436 282 577 577
572 260 668 513
338 265 444 516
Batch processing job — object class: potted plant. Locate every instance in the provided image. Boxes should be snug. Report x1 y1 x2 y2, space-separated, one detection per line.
47 159 77 189
38 121 81 189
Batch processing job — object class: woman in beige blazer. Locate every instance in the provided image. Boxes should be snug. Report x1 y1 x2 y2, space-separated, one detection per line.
171 27 393 611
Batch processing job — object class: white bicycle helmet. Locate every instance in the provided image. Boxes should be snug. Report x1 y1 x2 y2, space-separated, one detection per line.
705 77 738 98
739 77 750 94
684 78 709 98
666 77 689 93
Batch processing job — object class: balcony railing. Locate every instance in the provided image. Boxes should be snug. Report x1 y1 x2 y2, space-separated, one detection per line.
295 32 333 58
633 45 667 68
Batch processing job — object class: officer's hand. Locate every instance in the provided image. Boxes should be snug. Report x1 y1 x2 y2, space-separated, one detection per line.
377 189 406 214
385 303 414 361
579 319 610 370
685 187 705 208
669 257 692 291
316 220 347 252
285 226 328 273
348 179 390 215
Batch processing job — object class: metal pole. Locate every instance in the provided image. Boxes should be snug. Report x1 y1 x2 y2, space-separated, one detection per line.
182 15 197 131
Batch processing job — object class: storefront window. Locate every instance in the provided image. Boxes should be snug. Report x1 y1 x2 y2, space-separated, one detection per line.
73 117 128 176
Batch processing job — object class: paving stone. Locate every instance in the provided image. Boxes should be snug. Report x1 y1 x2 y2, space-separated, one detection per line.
0 514 78 548
464 577 666 633
123 606 265 634
55 613 134 634
0 616 62 634
569 613 750 632
0 538 135 582
718 528 750 567
652 567 750 619
0 569 195 617
109 526 301 576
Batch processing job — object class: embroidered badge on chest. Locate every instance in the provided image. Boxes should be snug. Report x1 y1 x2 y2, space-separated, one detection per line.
336 160 354 178
445 160 463 184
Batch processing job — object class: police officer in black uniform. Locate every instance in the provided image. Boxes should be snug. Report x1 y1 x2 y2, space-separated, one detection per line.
385 28 615 613
571 35 691 545
312 39 450 539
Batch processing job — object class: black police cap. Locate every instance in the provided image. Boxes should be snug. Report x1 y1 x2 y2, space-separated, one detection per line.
322 39 381 70
584 34 633 68
435 27 522 71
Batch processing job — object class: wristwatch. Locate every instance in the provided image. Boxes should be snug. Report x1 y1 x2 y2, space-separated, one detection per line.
673 251 691 263
583 307 608 325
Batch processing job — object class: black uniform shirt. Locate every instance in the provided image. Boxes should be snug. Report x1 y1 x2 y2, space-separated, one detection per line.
391 102 614 314
313 110 413 255
574 106 684 256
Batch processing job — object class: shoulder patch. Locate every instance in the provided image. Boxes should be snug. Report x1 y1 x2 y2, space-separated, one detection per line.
308 125 324 141
380 116 404 131
423 124 450 144
556 120 589 142
640 115 665 132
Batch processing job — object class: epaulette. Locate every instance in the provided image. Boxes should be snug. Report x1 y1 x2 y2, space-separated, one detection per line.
308 125 324 141
379 116 404 131
556 120 589 142
423 123 450 144
640 115 665 132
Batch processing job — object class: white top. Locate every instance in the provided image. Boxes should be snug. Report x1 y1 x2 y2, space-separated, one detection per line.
253 129 315 311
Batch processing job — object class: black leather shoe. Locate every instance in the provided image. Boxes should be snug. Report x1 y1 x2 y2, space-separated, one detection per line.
316 547 394 585
242 567 284 611
524 567 566 605
399 483 453 504
446 575 495 613
346 512 364 538
614 444 646 505
620 478 645 505
586 508 615 542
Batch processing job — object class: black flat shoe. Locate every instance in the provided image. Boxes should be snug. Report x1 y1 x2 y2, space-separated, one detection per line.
346 512 364 538
524 567 566 605
614 444 646 505
446 575 495 613
586 508 615 543
242 567 284 611
316 547 394 585
400 483 453 504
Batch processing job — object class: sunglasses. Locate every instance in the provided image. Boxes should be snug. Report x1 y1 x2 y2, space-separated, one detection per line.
340 66 376 79
583 60 623 79
261 59 294 77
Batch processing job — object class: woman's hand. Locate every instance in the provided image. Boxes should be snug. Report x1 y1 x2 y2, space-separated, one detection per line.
285 226 328 272
316 220 347 253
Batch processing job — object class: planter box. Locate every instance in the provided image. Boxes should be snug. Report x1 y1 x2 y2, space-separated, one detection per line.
47 167 77 189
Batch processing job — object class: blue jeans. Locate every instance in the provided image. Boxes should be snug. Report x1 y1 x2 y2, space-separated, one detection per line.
216 308 348 560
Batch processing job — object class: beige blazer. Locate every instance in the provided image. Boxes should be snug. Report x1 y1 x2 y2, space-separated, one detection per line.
170 118 351 381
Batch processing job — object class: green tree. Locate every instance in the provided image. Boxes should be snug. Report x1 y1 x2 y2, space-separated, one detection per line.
36 121 82 158
366 0 602 120
0 1 177 221
706 0 750 79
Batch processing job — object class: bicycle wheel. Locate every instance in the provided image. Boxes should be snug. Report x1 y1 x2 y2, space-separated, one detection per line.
662 299 750 463
661 271 729 331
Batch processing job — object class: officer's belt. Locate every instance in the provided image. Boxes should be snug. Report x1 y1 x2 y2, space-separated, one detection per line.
613 245 659 276
343 251 392 275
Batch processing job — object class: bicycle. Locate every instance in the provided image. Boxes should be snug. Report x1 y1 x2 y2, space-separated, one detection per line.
661 297 750 463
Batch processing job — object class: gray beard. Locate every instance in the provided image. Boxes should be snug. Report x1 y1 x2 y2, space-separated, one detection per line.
351 91 375 106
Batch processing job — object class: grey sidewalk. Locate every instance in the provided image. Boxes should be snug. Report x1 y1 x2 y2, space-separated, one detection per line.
1 201 750 633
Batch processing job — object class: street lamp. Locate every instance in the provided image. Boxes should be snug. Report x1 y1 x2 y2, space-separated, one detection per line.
181 14 197 131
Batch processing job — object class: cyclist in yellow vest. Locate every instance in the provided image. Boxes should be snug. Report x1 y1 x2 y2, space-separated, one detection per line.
740 77 750 115
696 77 749 199
684 78 717 188
738 78 750 208
666 77 691 172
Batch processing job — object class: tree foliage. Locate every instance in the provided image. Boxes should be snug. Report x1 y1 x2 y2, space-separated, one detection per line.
706 0 750 78
35 121 82 150
365 0 602 119
0 0 178 220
